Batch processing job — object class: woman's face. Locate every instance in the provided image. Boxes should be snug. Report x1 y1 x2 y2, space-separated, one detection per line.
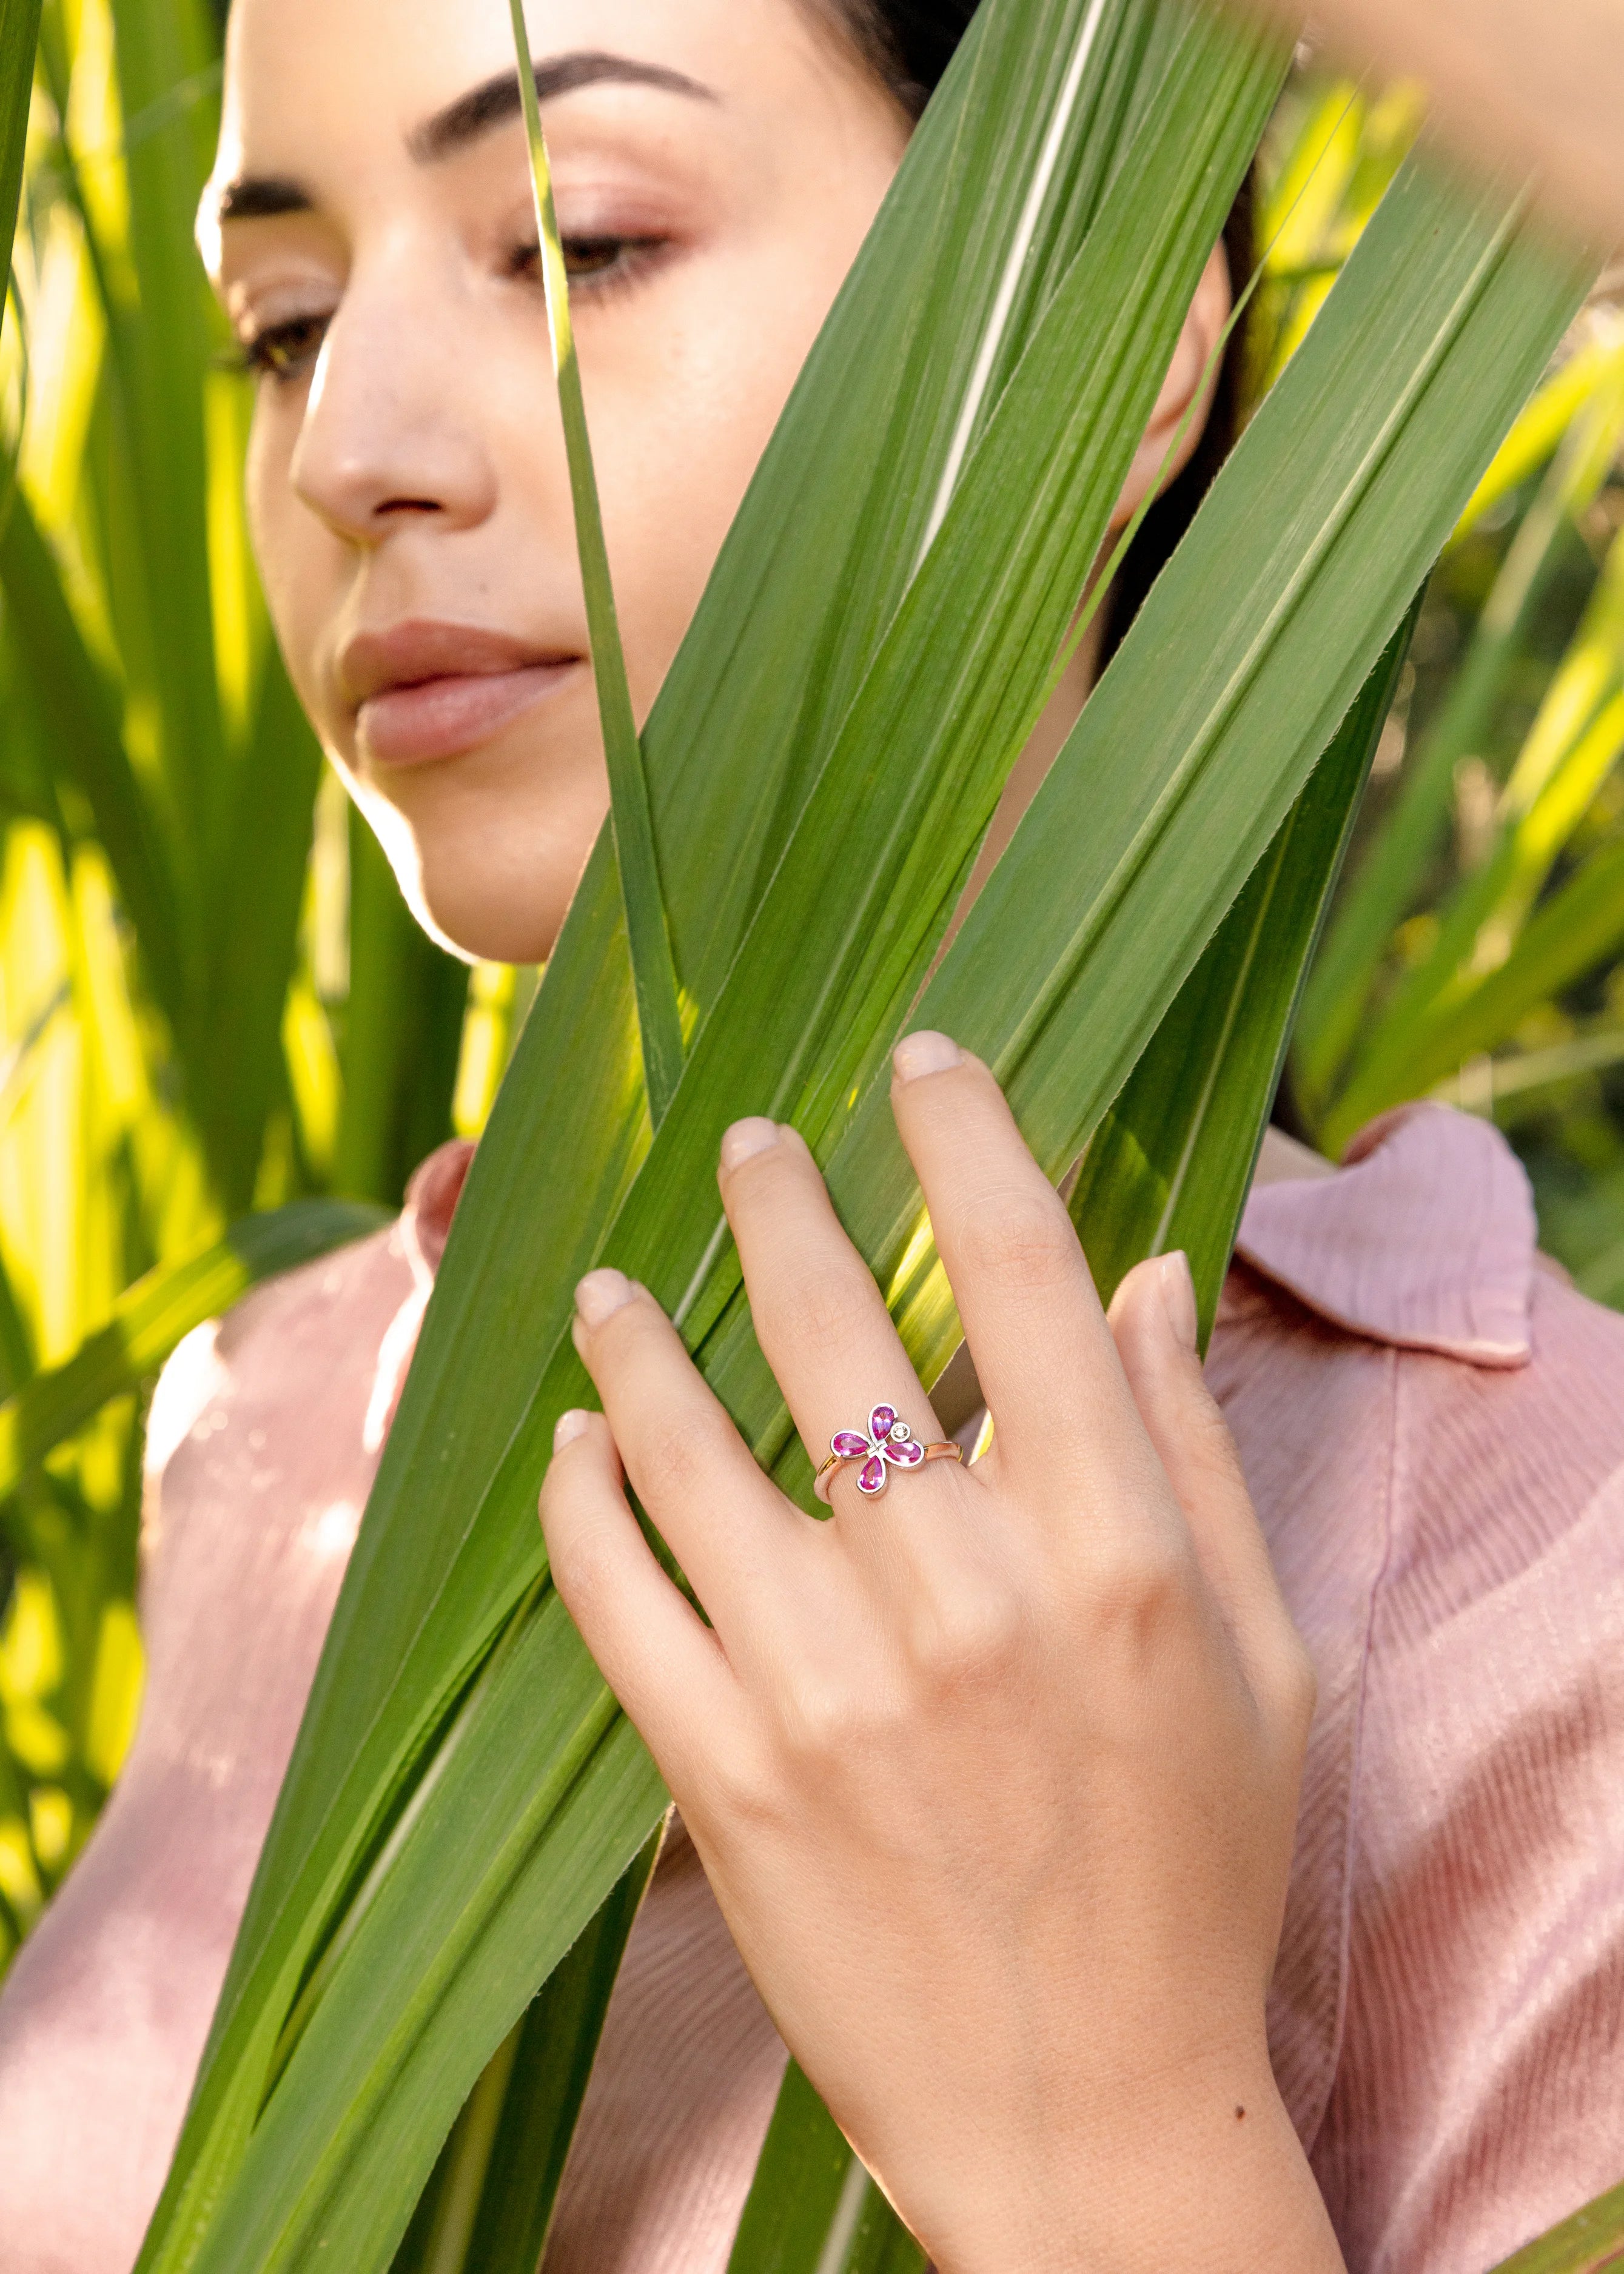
205 0 1225 965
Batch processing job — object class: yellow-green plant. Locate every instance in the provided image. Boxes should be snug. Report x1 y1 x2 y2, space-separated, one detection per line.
0 0 494 1954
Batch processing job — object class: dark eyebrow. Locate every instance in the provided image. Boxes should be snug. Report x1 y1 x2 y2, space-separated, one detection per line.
213 52 716 227
407 50 717 164
216 175 311 223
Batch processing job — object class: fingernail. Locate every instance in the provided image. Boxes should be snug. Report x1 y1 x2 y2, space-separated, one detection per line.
893 1030 963 1084
575 1267 635 1327
554 1407 591 1452
1158 1251 1199 1353
719 1116 780 1172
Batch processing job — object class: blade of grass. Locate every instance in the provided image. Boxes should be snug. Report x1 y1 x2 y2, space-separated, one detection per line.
1486 2178 1624 2273
0 1198 388 1495
198 647 326 1211
727 2061 926 2274
0 485 187 1036
1295 360 1624 1113
338 813 469 1209
1072 605 1418 1336
1322 832 1624 1143
0 0 41 346
386 1826 662 2274
507 0 683 1125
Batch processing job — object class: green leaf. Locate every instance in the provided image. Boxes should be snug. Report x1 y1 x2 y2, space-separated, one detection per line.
337 813 469 1208
137 8 1280 2266
507 0 685 1124
0 482 188 1036
1295 360 1624 1114
727 2062 925 2274
0 0 41 341
1073 606 1419 1338
198 647 326 1212
136 37 1589 2274
106 0 227 904
1486 2179 1624 2273
0 1199 388 1495
1323 832 1624 1142
388 1826 662 2274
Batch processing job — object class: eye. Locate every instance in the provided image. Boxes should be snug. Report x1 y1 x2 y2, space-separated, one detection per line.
511 233 669 295
233 311 330 384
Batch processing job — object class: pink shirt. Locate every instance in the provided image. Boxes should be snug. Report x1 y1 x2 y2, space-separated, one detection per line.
1 1103 1622 2273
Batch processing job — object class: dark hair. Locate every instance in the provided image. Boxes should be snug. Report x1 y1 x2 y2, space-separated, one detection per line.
829 0 1253 661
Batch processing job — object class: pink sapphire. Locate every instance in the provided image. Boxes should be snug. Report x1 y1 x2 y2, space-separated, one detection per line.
868 1404 898 1440
832 1430 870 1459
857 1454 888 1495
888 1436 924 1467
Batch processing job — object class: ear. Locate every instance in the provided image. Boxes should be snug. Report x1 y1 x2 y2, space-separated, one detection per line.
1109 242 1233 532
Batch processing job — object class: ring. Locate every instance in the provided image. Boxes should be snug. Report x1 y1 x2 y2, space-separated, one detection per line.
813 1403 965 1503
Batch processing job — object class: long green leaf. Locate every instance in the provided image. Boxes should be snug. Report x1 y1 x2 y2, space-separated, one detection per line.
198 648 326 1212
0 484 187 1033
728 2062 925 2274
1072 607 1417 1333
0 1199 388 1495
0 0 40 341
507 0 684 1124
138 47 1588 2274
338 814 468 1208
1323 831 1624 1142
1488 2180 1624 2273
387 1826 662 2274
136 7 1269 2264
1295 366 1624 1113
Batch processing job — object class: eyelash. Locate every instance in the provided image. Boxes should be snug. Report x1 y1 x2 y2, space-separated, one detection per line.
233 233 670 385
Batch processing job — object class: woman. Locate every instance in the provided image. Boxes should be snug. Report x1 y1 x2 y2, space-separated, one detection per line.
2 2 1623 2269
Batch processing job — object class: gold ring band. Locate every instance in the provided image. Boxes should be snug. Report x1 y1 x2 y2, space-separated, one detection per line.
814 1438 963 1504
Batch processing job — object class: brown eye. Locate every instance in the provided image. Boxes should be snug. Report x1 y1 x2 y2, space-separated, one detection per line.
561 235 629 279
240 314 329 383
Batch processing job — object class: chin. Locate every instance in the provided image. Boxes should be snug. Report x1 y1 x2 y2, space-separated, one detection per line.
354 774 597 968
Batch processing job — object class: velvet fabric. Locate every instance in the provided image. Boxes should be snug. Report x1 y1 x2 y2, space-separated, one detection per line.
1 1104 1622 2273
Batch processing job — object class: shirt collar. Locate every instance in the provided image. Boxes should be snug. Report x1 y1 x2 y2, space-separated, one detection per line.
1232 1102 1536 1368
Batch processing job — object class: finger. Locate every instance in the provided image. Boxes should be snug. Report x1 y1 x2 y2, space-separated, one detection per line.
715 1118 950 1511
540 1409 748 1789
570 1266 807 1636
887 1034 1149 1484
1107 1253 1314 1728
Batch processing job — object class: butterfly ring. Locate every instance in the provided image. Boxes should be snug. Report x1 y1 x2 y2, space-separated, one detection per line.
813 1403 965 1503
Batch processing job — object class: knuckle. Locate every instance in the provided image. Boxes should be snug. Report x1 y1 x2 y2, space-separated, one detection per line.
953 1187 1078 1296
771 1258 877 1361
777 1668 890 1771
544 1509 612 1621
641 1410 724 1503
705 1728 782 1828
906 1588 1026 1702
1082 1523 1192 1641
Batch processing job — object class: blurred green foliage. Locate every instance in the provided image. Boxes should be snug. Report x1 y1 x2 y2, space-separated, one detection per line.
0 0 532 1957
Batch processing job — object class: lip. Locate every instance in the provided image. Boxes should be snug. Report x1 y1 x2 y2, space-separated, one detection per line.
341 620 582 766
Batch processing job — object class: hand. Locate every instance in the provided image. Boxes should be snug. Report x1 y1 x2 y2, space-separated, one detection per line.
541 1032 1343 2273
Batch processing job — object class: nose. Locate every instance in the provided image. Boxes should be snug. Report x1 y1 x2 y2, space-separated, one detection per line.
290 255 498 545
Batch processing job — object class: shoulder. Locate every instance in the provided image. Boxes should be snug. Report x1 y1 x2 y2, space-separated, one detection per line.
1209 1106 1624 2267
142 1139 477 1570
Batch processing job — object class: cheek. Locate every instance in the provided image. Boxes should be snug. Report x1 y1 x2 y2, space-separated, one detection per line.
586 246 864 710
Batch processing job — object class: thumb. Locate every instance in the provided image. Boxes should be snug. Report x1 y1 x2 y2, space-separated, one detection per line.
1108 1253 1308 1718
